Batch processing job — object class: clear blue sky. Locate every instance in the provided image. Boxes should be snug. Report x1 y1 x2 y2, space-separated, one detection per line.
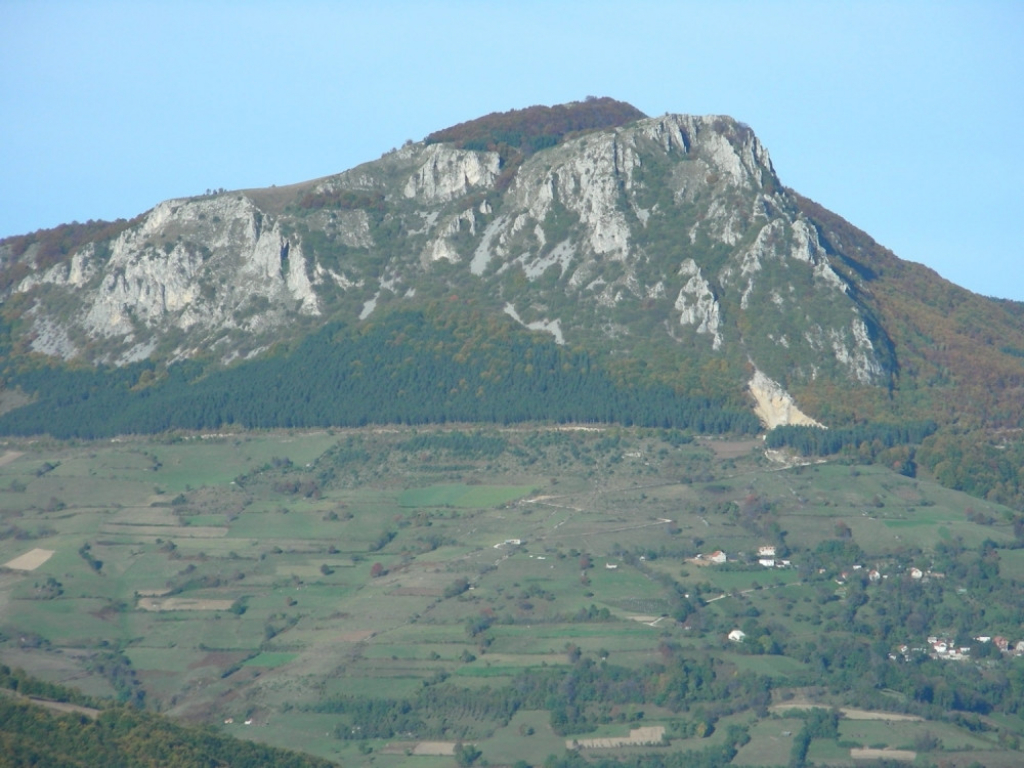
2 1 1021 300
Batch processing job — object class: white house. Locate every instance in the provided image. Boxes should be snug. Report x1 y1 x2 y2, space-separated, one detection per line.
728 629 746 642
709 551 727 564
757 545 776 558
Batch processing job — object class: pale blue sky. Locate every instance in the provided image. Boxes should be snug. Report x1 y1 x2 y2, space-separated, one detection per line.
2 1 1021 299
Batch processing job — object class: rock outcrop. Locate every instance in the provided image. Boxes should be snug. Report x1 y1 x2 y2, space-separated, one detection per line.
0 102 900 423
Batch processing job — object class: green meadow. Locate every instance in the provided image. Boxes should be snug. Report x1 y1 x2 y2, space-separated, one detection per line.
1 427 1022 765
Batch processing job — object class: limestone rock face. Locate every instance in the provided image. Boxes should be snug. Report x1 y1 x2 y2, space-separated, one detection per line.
675 259 722 350
403 145 500 202
9 194 324 361
0 105 897 424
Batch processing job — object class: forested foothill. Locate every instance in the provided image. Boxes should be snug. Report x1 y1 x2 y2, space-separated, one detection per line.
3 425 1024 766
0 666 333 768
0 308 760 439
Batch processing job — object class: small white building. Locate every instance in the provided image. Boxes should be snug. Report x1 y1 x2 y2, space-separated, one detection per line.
709 551 727 564
759 558 775 568
757 545 776 558
728 629 746 642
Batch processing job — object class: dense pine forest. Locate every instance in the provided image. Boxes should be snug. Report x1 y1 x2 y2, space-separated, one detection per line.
0 308 759 439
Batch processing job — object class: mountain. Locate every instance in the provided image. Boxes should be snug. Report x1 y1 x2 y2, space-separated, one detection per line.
1 98 1023 499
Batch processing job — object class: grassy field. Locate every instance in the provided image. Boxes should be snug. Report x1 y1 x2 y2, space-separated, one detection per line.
398 483 538 508
2 426 1023 765
732 717 803 766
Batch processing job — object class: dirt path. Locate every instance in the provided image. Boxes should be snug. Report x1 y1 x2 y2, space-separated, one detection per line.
851 747 916 761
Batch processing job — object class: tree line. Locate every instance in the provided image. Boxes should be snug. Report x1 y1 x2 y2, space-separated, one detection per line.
765 421 937 459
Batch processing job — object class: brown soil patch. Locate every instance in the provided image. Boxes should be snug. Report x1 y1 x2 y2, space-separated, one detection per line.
107 508 178 526
0 450 24 467
571 726 666 749
188 651 250 671
769 700 923 722
840 708 922 721
243 177 325 215
851 747 916 761
91 603 125 622
377 737 460 754
4 548 55 571
137 597 235 611
412 741 456 756
380 742 415 755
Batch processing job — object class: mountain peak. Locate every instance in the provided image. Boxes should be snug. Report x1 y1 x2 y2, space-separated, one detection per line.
424 97 647 155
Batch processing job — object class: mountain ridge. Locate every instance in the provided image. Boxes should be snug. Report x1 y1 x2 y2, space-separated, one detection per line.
1 100 1022 450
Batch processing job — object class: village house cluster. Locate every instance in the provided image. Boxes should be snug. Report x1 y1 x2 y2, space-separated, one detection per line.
692 545 792 569
892 635 1024 663
830 563 943 585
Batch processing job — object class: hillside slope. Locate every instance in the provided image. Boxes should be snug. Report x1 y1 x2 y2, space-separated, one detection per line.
1 98 1022 447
